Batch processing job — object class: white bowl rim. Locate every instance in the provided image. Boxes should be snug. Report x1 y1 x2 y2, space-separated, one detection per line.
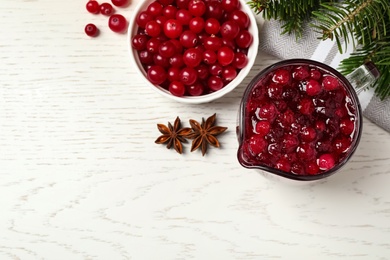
127 0 259 104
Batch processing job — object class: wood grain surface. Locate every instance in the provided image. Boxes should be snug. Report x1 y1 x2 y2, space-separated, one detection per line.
1 0 390 259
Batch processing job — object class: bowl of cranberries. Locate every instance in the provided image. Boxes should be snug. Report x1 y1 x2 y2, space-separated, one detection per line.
128 0 259 103
237 59 364 181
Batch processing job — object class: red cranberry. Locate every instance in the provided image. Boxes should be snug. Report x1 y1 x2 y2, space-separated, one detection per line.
272 69 291 85
318 154 335 171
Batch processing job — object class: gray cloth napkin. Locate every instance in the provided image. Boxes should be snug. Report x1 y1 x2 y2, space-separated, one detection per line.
258 19 390 133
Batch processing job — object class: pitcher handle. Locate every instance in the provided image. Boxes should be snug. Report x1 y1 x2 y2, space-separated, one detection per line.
345 62 380 95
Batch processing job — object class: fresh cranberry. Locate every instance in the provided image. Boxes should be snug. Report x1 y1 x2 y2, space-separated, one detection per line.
221 0 239 12
187 81 204 96
228 10 249 29
169 81 186 96
85 23 99 37
232 52 248 69
167 67 181 81
108 14 127 33
100 3 114 16
183 47 202 68
209 63 222 76
196 64 209 80
138 50 154 65
176 9 193 25
176 0 190 9
146 38 161 54
208 75 224 91
188 0 206 16
217 46 235 66
147 65 167 85
145 21 162 37
204 18 220 35
235 30 253 48
86 1 100 14
203 36 223 51
189 16 205 33
202 50 217 64
180 67 197 85
205 1 224 19
147 1 164 16
137 11 154 28
220 20 240 40
221 66 237 82
179 30 198 48
132 34 148 50
163 19 183 38
162 5 178 18
168 53 184 67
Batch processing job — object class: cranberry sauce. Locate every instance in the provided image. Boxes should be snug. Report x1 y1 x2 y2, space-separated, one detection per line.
238 62 360 177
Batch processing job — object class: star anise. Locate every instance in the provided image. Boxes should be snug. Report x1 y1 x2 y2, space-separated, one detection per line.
186 113 228 156
155 117 192 154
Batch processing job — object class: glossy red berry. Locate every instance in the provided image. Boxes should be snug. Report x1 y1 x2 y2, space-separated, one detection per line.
188 0 206 17
147 1 164 16
183 47 202 68
217 46 234 66
109 14 128 33
145 21 162 37
86 1 100 14
147 65 167 85
169 81 186 96
85 23 99 37
180 67 197 85
163 19 183 38
100 2 114 16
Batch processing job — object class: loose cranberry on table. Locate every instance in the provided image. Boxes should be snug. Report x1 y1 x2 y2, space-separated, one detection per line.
108 14 128 33
86 0 100 14
131 0 253 97
85 23 99 37
240 64 359 176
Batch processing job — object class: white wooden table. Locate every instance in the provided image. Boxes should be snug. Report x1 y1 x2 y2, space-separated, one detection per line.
1 0 390 259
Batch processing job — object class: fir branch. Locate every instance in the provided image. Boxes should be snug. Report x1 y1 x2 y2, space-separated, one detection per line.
247 0 324 37
312 0 390 53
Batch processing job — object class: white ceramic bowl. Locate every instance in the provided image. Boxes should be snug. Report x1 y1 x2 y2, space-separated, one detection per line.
127 0 259 104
